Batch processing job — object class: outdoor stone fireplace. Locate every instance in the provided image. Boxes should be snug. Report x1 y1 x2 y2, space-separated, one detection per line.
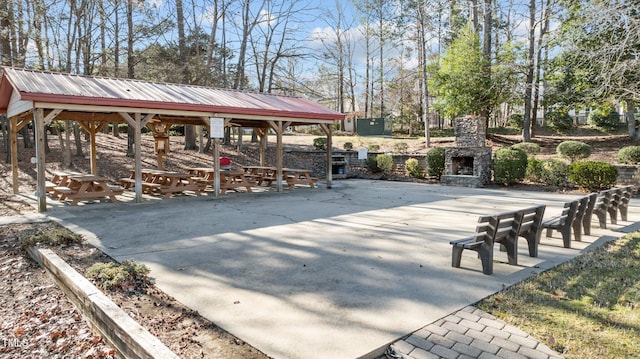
441 117 492 187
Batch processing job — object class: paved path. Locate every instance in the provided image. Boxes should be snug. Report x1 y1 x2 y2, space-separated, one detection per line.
23 180 639 359
385 306 562 359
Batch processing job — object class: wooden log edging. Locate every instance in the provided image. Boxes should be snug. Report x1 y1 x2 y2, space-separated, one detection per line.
26 247 180 359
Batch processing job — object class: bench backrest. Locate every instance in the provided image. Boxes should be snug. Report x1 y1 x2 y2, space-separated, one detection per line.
584 193 598 215
517 205 546 236
471 215 497 243
559 200 580 226
596 189 613 208
574 195 590 221
492 210 522 242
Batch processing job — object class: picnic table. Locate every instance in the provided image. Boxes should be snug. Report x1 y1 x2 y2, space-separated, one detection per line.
243 166 277 186
121 169 203 197
145 169 203 198
54 174 123 205
282 168 318 189
186 167 255 194
47 170 81 198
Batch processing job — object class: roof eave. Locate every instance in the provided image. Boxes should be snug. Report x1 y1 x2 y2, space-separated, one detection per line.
0 71 15 113
21 92 345 121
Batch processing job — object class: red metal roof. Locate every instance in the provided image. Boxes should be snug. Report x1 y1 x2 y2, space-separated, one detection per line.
0 67 344 121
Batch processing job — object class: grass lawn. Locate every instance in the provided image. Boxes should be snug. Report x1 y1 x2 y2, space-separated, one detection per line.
477 233 640 358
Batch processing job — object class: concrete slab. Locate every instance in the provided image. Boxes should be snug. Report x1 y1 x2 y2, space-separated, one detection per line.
44 180 640 359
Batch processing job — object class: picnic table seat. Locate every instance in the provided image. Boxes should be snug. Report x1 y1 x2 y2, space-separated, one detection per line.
542 199 580 248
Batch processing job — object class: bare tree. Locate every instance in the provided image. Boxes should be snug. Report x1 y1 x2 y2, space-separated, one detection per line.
522 0 536 142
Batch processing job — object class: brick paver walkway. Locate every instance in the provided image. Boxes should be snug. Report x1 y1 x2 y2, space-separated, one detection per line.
385 306 563 359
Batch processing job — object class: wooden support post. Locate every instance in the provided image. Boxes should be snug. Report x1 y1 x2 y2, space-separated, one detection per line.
10 116 18 194
213 138 220 197
255 128 267 166
119 113 155 203
34 109 47 212
320 123 333 189
268 120 286 192
76 119 107 175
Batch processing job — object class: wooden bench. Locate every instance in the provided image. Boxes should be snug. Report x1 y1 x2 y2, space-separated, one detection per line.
159 183 202 198
497 205 546 262
541 199 580 248
617 185 634 222
451 215 502 275
53 186 77 201
119 177 136 189
593 188 616 228
120 177 165 194
571 195 591 242
451 207 534 274
580 193 598 236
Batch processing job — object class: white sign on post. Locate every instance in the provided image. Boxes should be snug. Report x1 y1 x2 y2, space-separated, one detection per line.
209 117 225 138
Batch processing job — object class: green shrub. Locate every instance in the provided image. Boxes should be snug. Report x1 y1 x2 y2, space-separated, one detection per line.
525 158 544 182
405 158 424 178
539 159 569 187
366 157 380 172
313 137 327 150
545 111 573 132
507 113 524 131
617 146 640 164
493 147 528 185
376 154 394 174
588 103 620 130
368 144 380 151
511 142 540 156
87 259 150 291
20 225 82 248
394 142 409 153
556 140 591 162
343 142 353 151
569 161 618 191
426 147 445 178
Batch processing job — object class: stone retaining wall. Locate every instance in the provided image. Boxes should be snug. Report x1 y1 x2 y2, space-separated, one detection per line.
287 149 640 187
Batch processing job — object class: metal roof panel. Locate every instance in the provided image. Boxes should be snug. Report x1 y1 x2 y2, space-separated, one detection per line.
0 67 344 121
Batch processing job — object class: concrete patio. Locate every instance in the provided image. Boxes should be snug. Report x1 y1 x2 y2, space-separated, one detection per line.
40 180 639 358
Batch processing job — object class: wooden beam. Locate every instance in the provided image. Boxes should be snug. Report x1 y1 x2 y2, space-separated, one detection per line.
43 109 62 125
39 102 216 118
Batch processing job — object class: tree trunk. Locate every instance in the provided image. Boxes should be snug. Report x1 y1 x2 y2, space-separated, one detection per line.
522 0 536 142
73 123 83 156
176 0 197 150
480 0 492 124
126 0 135 156
0 0 12 66
626 100 639 141
531 0 550 139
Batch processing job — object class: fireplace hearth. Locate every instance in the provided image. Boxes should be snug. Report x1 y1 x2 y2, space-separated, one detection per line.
441 117 492 187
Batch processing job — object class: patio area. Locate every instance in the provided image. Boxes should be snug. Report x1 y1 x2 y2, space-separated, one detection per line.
42 180 640 358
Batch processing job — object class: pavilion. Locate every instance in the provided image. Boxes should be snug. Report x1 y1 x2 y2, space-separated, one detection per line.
0 67 345 212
